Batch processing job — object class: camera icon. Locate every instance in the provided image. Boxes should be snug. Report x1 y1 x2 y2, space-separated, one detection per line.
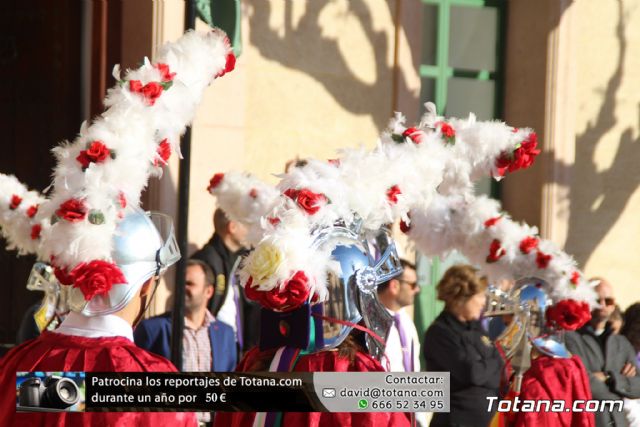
322 388 336 398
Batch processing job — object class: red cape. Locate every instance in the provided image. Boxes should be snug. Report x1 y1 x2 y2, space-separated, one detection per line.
0 331 197 427
513 355 594 427
215 347 411 427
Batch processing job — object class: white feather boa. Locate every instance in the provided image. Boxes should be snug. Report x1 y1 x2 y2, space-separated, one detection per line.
38 29 234 271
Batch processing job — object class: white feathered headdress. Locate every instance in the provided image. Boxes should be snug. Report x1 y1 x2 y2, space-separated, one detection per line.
239 103 551 311
0 174 49 256
36 29 235 299
207 171 280 246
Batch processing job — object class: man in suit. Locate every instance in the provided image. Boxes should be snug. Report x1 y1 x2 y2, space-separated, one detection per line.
134 259 237 372
565 278 640 427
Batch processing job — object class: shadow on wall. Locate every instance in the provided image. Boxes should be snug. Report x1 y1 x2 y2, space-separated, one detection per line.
246 0 420 130
560 0 640 267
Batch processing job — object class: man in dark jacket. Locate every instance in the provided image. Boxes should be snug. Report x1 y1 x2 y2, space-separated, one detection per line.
134 259 237 372
191 208 260 352
565 278 640 427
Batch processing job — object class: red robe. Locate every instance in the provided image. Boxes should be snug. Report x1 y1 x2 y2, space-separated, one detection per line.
513 355 594 427
215 347 411 427
0 331 197 427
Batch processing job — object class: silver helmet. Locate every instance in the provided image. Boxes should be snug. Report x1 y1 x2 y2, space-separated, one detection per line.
490 277 570 360
315 222 402 359
65 208 180 316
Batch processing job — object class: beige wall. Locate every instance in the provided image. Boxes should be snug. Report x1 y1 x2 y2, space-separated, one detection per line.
568 0 640 308
141 0 421 311
503 0 640 309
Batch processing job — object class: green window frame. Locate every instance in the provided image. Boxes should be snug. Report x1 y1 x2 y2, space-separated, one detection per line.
414 0 507 353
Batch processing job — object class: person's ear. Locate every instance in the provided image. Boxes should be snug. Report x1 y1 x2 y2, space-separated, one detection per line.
389 279 400 296
205 284 214 300
228 220 237 235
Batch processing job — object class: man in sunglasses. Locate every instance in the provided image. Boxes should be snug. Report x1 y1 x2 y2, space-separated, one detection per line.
566 278 640 427
377 259 421 373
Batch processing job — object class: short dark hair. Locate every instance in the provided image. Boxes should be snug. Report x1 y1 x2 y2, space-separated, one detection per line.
187 259 214 286
213 208 230 235
437 264 487 306
377 259 416 293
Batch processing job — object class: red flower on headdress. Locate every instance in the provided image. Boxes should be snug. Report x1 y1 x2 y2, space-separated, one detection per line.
328 159 341 167
207 173 224 192
536 251 552 269
484 216 502 228
249 188 258 199
284 188 327 215
570 271 580 286
546 299 591 331
245 272 310 312
30 224 42 240
155 139 172 166
486 239 506 263
71 260 127 301
56 199 88 223
495 132 540 176
268 217 280 226
118 192 127 209
386 185 402 204
436 122 456 144
519 236 539 254
10 195 22 210
402 127 426 145
129 80 164 105
77 140 111 169
216 52 236 78
53 266 74 286
155 63 176 82
26 205 38 218
400 219 411 234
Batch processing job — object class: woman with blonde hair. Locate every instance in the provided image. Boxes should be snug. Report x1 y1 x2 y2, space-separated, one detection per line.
423 265 504 427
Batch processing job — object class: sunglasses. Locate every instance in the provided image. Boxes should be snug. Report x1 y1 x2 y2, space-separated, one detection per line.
598 297 615 306
399 279 419 290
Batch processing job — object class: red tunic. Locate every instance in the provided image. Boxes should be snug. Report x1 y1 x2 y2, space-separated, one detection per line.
0 331 197 427
215 347 411 427
513 355 595 427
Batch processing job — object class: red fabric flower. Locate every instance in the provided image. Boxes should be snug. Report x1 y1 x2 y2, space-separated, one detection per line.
56 199 88 223
216 53 236 78
244 272 311 312
155 63 176 82
570 271 580 286
155 139 172 166
207 173 224 192
486 239 506 263
536 251 552 269
285 188 327 215
268 217 281 226
399 219 411 234
9 195 22 210
402 127 426 145
76 140 111 169
248 188 258 199
484 216 502 228
495 132 541 176
519 236 539 254
436 122 456 143
546 299 591 331
26 205 38 218
327 159 341 167
386 185 402 204
129 80 164 105
53 266 74 286
71 260 127 301
118 192 127 209
30 224 41 240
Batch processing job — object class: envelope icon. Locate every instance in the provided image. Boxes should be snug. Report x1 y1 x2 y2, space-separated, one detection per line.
322 388 336 398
